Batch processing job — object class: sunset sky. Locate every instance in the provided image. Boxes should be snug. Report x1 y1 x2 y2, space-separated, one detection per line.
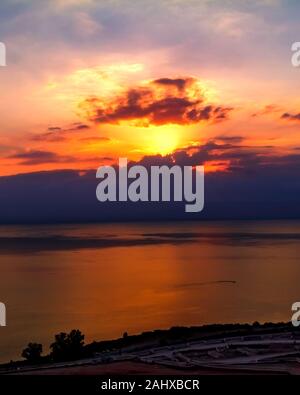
0 0 300 176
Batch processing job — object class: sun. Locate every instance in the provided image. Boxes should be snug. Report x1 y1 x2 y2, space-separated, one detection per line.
145 125 182 155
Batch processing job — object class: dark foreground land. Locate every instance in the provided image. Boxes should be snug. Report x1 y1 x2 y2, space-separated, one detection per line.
2 322 300 375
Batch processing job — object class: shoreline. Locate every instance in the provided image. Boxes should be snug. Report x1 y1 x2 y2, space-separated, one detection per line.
2 321 300 375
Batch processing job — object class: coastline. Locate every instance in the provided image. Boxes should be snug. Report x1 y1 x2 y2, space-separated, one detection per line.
2 322 300 375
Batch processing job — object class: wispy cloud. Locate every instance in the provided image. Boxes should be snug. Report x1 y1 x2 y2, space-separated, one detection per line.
8 150 75 165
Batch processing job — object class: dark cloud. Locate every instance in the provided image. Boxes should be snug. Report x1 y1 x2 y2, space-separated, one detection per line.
83 77 233 126
135 138 289 176
48 126 62 132
186 105 232 122
281 112 300 121
8 150 75 165
67 123 90 131
31 123 90 142
152 77 191 92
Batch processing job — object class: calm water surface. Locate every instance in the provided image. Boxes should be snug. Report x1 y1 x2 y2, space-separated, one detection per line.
0 220 299 363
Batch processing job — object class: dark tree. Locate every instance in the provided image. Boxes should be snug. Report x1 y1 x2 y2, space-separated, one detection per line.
50 329 85 361
22 342 43 363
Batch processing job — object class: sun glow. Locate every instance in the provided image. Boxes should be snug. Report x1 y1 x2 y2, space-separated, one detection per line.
145 126 182 155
